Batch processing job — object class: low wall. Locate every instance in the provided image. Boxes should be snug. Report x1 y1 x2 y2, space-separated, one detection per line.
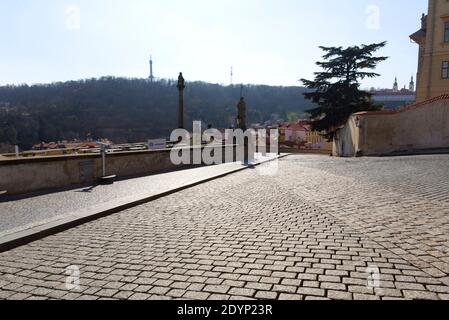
0 145 236 195
334 96 449 157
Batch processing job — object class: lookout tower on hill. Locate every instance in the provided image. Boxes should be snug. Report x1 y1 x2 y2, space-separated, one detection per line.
149 56 155 82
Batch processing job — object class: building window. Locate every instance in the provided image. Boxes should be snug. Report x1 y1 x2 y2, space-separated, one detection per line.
446 22 449 43
443 61 449 79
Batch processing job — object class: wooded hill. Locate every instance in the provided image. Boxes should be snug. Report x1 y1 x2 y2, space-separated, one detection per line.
0 77 312 150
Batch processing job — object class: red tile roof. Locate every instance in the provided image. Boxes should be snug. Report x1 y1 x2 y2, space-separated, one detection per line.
284 123 308 131
354 94 449 116
371 89 415 96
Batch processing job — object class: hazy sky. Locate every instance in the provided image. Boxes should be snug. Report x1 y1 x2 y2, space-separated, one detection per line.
0 0 427 89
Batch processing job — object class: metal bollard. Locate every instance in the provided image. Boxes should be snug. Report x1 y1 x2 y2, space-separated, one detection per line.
102 146 106 177
277 129 281 156
98 143 116 184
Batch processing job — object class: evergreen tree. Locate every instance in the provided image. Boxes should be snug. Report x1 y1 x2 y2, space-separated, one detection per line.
301 42 388 140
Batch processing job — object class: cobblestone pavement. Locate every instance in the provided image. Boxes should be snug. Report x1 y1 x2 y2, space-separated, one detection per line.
1 154 449 300
0 157 275 237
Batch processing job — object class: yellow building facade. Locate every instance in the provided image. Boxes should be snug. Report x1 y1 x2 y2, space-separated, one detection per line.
410 0 449 102
305 130 333 151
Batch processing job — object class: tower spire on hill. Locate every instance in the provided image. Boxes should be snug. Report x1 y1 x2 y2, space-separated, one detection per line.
230 66 233 86
149 56 155 82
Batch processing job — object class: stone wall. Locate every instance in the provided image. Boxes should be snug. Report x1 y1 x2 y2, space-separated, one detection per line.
334 96 449 157
0 145 235 195
333 116 360 157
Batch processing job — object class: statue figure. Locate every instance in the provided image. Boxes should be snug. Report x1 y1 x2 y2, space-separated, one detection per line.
237 97 247 131
177 72 185 91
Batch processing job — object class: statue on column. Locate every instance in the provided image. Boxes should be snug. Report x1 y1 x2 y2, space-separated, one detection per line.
177 72 186 129
237 97 247 131
177 72 185 91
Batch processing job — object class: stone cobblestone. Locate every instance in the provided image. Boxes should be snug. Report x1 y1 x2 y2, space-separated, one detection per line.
1 155 449 300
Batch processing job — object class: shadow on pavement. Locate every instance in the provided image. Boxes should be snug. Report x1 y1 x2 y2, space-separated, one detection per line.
0 163 223 203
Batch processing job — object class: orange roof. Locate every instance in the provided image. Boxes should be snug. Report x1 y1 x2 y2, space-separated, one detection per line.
371 89 415 96
281 120 313 130
282 123 308 131
354 94 449 116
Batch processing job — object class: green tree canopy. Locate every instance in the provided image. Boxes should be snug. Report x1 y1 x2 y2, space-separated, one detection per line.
301 42 388 140
0 78 313 150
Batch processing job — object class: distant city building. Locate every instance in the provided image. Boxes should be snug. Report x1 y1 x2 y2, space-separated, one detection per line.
282 122 307 144
370 77 416 110
2 139 165 158
279 120 332 151
410 0 449 101
31 139 112 151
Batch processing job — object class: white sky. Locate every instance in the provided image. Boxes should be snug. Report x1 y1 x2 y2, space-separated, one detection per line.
0 0 428 89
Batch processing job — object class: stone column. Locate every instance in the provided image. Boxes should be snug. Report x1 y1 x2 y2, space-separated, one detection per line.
177 73 186 129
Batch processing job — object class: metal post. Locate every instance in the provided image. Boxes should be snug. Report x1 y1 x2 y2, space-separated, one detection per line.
278 128 281 156
98 143 116 184
102 147 106 177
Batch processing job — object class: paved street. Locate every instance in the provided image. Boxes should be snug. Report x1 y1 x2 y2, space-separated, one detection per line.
1 154 449 300
0 156 276 237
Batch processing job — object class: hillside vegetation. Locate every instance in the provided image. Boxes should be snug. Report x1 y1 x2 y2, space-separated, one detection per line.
0 77 312 150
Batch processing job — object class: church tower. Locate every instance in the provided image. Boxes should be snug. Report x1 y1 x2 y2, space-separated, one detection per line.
393 77 399 92
409 76 415 92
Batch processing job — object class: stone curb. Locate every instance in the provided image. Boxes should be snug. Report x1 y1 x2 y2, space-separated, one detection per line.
0 154 290 253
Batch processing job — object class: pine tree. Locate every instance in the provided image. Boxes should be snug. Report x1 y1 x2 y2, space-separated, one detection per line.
301 42 388 140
